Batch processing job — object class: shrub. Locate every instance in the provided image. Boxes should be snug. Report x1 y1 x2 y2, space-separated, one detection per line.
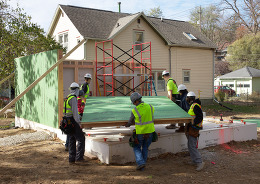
249 91 260 102
215 90 225 102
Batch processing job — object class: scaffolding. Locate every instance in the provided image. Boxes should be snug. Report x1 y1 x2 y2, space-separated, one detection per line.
95 40 152 96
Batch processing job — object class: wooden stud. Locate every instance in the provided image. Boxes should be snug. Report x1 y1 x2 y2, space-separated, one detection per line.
74 61 79 83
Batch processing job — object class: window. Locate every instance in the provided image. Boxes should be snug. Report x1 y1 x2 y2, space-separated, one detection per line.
134 31 144 51
183 70 190 83
183 32 197 40
58 33 68 53
229 84 234 87
244 84 250 88
152 71 165 92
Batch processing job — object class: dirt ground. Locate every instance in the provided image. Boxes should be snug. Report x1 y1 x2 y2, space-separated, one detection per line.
0 117 260 184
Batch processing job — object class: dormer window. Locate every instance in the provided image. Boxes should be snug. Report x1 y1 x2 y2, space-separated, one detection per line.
183 32 197 40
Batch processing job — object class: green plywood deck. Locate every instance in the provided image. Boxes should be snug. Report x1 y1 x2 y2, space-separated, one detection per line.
81 96 192 127
243 119 260 127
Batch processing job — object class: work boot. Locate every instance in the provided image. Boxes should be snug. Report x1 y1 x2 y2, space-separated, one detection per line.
165 124 176 129
69 161 76 165
176 126 185 132
65 146 69 151
196 162 205 171
136 164 145 170
76 158 88 165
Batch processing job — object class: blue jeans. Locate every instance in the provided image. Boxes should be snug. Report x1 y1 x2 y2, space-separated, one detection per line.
133 133 153 166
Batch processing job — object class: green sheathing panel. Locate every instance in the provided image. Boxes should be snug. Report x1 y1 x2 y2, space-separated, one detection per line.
82 96 192 123
15 50 59 128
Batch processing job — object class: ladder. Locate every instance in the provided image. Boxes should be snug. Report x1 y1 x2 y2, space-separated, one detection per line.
145 76 157 96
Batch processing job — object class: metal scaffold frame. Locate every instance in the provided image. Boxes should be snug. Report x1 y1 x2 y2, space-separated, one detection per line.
95 40 152 96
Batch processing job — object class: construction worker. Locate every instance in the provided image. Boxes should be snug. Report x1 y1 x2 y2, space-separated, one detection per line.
77 90 86 120
64 82 86 164
176 84 190 132
65 90 85 151
162 70 180 129
125 92 155 171
185 91 205 171
80 73 92 104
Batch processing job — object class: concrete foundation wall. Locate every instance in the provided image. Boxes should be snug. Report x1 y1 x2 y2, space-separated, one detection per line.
16 116 257 165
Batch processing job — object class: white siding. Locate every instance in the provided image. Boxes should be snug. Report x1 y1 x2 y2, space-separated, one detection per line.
51 10 85 60
171 47 214 99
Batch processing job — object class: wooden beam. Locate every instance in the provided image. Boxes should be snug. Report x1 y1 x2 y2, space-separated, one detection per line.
58 50 64 125
81 118 193 128
0 39 86 115
0 73 15 85
63 65 94 68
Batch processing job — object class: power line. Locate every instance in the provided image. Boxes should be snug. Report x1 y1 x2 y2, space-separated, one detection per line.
167 2 221 19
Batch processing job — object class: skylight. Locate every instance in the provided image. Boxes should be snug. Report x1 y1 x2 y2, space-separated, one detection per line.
183 32 197 40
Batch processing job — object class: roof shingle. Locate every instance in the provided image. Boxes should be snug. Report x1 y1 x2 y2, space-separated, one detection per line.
59 5 216 48
219 67 260 78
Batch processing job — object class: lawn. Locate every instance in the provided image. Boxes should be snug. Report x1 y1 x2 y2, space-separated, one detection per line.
203 101 260 116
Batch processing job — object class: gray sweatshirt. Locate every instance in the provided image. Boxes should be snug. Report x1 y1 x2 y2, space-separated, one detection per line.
68 88 81 126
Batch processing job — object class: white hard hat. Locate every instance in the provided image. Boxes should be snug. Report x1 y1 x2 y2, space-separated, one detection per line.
162 70 170 76
130 92 142 103
178 84 187 91
70 82 79 88
187 91 196 97
84 73 92 79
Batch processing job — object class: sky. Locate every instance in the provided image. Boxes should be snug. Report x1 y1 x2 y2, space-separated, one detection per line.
8 0 222 33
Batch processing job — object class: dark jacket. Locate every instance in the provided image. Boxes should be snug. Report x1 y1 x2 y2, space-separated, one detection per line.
180 91 190 112
81 82 89 94
192 99 203 126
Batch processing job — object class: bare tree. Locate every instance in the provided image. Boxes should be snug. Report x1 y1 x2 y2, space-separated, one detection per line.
222 0 260 34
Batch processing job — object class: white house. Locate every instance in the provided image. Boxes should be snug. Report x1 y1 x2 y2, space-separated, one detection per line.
215 66 260 95
48 5 217 102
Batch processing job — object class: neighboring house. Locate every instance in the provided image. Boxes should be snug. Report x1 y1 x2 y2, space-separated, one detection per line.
215 47 227 62
48 5 216 101
215 66 260 95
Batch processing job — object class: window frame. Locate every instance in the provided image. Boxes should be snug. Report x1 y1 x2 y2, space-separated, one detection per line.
58 32 69 53
133 31 144 52
183 32 197 40
152 70 166 92
182 69 190 84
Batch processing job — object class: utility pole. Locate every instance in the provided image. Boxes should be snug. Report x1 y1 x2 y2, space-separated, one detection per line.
199 6 202 32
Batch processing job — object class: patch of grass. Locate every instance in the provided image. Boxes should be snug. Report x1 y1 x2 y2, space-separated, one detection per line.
203 101 260 116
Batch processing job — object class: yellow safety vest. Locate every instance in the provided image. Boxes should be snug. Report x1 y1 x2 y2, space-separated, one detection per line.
63 95 76 116
80 83 89 99
132 103 155 134
188 103 203 129
167 78 179 95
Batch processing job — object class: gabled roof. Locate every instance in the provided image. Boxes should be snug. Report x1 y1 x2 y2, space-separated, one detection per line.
219 67 260 79
50 5 216 49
